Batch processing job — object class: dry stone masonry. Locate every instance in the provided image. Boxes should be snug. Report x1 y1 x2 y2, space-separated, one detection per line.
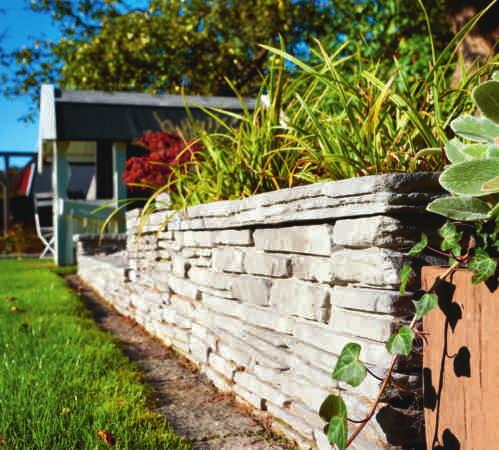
77 173 442 449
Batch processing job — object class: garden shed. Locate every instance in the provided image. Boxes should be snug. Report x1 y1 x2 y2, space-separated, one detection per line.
37 84 255 265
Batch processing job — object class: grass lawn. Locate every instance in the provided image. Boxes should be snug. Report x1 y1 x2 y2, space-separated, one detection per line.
0 259 191 449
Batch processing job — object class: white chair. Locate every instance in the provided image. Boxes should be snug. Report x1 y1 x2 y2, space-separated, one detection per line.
34 192 55 258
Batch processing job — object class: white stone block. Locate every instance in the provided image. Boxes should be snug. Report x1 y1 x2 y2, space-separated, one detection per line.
173 256 189 278
233 384 263 409
254 224 334 256
332 286 410 314
239 304 295 334
231 275 272 306
287 355 337 391
188 267 233 291
292 342 338 373
234 372 290 406
156 260 173 273
178 230 215 247
333 215 416 249
244 323 296 349
214 229 253 246
182 247 212 257
289 401 324 429
330 307 395 342
186 256 211 267
204 366 232 392
168 275 200 300
314 428 332 450
330 247 404 286
218 342 252 368
191 322 218 349
242 334 291 370
202 294 243 318
266 402 314 440
157 231 174 240
252 363 286 385
189 336 210 365
291 255 334 282
212 247 245 273
270 279 330 321
170 294 197 317
208 353 238 380
243 250 291 277
293 319 391 367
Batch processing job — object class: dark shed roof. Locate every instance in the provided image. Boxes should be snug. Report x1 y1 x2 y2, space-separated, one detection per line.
39 84 255 143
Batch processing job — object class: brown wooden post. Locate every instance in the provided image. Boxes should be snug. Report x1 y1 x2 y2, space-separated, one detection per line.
423 267 499 450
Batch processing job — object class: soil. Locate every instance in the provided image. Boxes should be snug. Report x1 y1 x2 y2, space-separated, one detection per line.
66 276 294 450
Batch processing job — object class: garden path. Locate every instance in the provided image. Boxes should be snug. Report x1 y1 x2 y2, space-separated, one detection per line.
67 276 292 450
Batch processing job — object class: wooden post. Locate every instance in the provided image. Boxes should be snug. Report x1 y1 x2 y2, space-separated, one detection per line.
52 141 73 265
112 141 127 233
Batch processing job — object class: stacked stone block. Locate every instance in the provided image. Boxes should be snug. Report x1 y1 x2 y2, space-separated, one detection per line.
77 173 441 449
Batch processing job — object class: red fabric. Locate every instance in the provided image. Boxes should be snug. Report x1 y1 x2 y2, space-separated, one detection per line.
16 162 35 196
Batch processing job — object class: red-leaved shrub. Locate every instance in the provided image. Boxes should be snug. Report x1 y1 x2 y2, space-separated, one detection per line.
122 131 201 193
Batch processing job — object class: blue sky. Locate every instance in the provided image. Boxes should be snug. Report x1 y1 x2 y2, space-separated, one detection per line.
0 1 57 166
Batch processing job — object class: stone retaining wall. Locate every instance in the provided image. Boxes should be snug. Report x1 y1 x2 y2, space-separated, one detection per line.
77 173 442 449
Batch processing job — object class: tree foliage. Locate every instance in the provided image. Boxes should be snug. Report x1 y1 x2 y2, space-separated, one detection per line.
2 0 497 120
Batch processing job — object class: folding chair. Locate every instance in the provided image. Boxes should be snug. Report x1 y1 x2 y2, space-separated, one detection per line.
34 192 55 258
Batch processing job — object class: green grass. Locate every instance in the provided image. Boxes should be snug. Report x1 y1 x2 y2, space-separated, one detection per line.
0 259 191 450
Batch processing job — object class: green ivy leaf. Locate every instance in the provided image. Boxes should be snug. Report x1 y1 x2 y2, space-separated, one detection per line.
386 326 415 356
468 249 497 284
439 221 463 257
439 221 461 241
327 416 347 450
413 293 438 319
332 343 367 387
319 394 347 422
408 233 428 256
399 265 414 295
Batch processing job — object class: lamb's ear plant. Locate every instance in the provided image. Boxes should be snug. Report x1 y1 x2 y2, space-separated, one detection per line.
427 70 499 223
320 73 498 450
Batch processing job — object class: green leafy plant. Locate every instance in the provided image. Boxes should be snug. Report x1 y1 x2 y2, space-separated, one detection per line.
427 71 499 222
160 45 495 210
319 70 498 450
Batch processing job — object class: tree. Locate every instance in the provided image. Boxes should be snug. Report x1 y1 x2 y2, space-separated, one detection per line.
2 1 497 120
4 0 334 119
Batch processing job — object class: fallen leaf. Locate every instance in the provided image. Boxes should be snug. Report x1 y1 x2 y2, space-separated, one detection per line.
10 306 18 313
0 434 6 446
96 430 115 447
